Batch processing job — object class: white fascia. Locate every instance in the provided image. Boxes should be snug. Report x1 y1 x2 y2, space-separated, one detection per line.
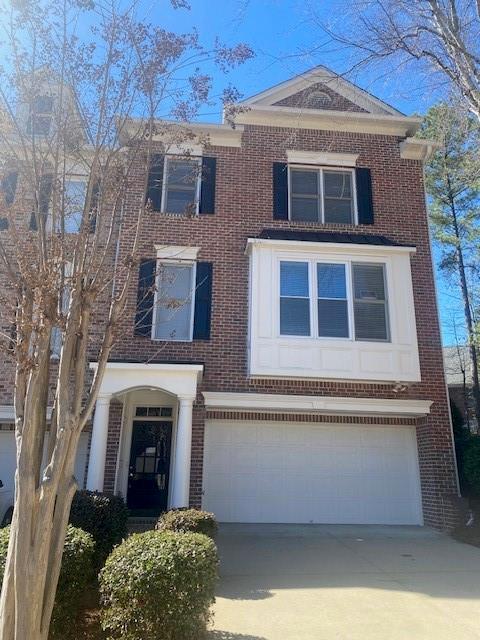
233 106 421 137
245 237 416 257
203 391 432 418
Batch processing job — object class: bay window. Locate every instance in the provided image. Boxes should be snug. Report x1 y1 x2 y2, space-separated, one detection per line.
280 259 389 342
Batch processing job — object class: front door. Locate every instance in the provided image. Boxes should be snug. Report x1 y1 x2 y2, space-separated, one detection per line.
127 420 173 514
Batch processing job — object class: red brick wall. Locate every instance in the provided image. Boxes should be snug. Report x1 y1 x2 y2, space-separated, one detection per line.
0 120 459 529
103 400 123 494
107 123 457 529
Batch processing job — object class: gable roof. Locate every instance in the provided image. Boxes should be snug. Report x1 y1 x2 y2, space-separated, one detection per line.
240 66 404 117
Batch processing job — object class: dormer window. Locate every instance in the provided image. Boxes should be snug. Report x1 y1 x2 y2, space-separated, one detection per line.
27 95 54 136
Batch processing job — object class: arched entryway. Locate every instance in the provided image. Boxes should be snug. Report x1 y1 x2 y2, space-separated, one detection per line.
85 362 203 513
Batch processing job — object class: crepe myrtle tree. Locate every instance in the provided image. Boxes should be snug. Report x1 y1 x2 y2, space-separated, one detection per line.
0 0 252 638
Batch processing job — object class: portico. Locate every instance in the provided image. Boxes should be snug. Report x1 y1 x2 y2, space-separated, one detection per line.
85 362 203 510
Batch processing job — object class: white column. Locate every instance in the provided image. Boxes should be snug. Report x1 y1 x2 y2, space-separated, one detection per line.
86 394 112 492
170 395 195 508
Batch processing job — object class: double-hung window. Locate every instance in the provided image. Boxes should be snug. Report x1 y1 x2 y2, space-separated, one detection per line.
153 261 196 341
63 179 87 233
162 157 201 215
289 167 355 224
27 95 54 136
280 260 389 342
279 261 310 336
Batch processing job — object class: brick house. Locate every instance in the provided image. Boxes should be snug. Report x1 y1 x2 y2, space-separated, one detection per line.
0 66 461 529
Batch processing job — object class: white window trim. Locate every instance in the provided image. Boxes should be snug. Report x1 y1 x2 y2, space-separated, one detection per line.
286 150 359 167
352 261 390 343
278 260 312 338
45 175 88 234
160 155 202 216
278 257 390 343
151 258 197 342
288 165 358 225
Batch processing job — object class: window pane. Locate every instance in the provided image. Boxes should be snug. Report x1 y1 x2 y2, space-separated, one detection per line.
167 159 198 187
164 159 198 214
290 197 320 221
154 264 193 340
318 299 349 338
317 264 346 299
353 264 385 301
64 180 86 233
165 189 196 214
323 171 352 198
354 301 388 341
324 198 353 224
280 298 310 335
280 262 309 297
291 170 319 195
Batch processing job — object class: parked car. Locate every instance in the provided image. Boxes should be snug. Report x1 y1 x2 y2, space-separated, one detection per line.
0 479 14 527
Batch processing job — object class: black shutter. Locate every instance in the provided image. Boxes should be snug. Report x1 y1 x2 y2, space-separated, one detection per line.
146 154 164 211
134 259 156 337
2 171 18 206
273 162 288 220
193 262 213 340
89 179 100 233
199 157 216 215
356 168 374 225
30 174 53 230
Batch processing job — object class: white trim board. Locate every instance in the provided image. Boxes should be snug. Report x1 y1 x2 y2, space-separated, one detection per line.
245 237 416 256
239 65 403 117
234 106 422 137
202 392 432 417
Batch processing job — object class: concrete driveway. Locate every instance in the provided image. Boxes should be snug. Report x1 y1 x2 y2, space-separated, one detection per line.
210 524 480 640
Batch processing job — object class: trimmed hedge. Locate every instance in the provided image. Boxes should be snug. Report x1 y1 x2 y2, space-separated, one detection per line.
100 530 218 640
0 525 95 638
69 490 128 565
156 508 218 538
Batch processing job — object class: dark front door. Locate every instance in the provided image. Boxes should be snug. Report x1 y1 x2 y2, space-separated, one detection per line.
127 420 173 514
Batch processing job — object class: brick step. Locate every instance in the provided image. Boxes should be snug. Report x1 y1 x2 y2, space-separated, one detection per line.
128 516 157 533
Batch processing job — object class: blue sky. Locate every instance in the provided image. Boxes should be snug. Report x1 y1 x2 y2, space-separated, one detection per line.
142 0 461 343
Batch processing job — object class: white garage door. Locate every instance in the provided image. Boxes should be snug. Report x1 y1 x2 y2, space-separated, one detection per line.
203 421 423 525
0 430 89 494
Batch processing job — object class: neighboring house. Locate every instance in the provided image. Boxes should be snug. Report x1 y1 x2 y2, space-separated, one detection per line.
0 66 461 529
444 345 478 432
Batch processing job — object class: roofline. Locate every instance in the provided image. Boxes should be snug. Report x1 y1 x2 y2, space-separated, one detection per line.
245 237 417 255
233 105 422 137
240 65 405 117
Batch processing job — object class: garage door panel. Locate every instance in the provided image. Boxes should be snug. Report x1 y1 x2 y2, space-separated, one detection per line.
203 421 422 525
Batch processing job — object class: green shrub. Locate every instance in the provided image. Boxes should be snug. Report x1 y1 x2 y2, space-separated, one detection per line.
156 508 218 538
464 436 480 495
0 525 95 638
100 530 218 640
69 490 128 565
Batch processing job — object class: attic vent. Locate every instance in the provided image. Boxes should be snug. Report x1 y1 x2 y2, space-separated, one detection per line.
306 90 332 109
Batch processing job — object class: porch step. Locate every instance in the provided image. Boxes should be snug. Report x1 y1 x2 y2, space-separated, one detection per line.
128 516 157 533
